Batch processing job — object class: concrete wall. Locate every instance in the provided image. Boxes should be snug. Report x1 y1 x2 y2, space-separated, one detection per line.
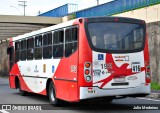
113 4 160 23
0 41 9 76
0 15 70 76
147 21 160 83
62 14 76 22
0 15 62 25
114 4 160 83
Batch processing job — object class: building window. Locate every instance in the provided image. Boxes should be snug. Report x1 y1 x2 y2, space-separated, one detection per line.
53 30 64 58
65 27 78 57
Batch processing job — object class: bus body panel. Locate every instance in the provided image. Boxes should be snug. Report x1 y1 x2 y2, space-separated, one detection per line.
78 36 150 100
54 51 79 101
79 84 150 99
9 49 79 101
77 17 150 100
92 51 145 89
9 64 20 89
9 75 16 89
144 34 150 83
15 59 60 93
78 19 92 87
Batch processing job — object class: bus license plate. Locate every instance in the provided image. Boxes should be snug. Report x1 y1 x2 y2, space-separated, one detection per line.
114 77 126 83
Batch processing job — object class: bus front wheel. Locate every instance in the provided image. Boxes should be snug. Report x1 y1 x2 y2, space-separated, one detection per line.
17 79 28 96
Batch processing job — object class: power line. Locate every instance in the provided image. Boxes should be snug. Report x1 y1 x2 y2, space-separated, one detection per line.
10 6 22 15
18 1 27 16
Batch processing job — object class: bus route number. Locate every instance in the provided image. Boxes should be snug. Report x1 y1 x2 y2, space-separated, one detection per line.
132 62 141 73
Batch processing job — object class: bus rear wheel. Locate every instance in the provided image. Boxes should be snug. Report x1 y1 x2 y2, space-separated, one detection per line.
48 82 62 106
103 97 114 103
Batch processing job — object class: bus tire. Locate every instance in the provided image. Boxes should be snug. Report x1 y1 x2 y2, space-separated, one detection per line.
18 79 28 96
48 82 62 106
104 97 113 103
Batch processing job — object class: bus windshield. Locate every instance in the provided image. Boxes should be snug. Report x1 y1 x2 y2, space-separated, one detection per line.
87 22 145 52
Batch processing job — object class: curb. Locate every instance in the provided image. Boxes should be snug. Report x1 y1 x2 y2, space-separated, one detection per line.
147 92 160 99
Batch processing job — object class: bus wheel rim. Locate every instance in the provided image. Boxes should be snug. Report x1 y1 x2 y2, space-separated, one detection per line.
50 87 55 101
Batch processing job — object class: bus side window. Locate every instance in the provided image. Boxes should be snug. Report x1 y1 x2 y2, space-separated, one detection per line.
35 35 42 60
27 38 34 60
15 41 21 62
53 30 64 58
43 32 52 59
65 27 78 57
20 39 27 61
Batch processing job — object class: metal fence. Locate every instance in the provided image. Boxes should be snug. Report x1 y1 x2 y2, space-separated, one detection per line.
39 3 78 17
76 0 160 18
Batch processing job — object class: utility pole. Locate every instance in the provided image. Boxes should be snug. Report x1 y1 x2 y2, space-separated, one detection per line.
97 0 99 5
18 1 27 16
38 11 41 15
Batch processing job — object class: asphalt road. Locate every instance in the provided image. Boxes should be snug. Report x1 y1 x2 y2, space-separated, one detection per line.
0 77 160 113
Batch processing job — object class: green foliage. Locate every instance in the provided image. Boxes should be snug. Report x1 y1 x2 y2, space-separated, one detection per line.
69 13 76 20
151 82 160 90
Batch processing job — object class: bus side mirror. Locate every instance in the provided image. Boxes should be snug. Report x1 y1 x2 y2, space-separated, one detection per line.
7 47 13 55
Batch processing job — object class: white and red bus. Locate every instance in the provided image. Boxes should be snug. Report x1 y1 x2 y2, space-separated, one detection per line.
7 17 150 106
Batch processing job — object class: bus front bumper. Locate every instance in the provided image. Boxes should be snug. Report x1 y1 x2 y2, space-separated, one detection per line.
80 84 150 100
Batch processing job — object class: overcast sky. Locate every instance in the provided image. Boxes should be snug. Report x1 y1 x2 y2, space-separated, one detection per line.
0 0 113 16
